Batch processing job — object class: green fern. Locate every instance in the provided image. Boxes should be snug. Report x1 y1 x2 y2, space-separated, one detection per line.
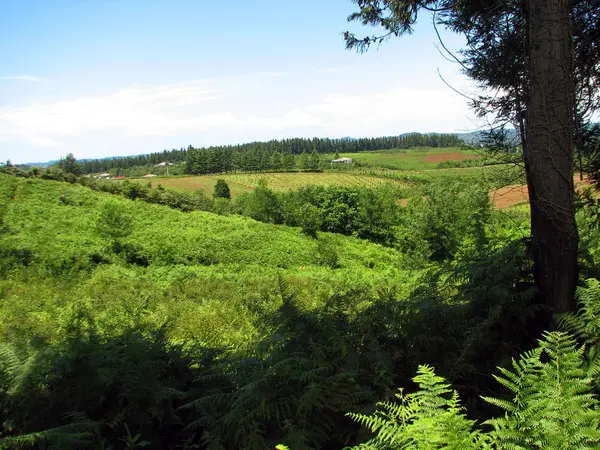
347 332 600 449
483 331 600 449
346 365 492 449
0 420 95 450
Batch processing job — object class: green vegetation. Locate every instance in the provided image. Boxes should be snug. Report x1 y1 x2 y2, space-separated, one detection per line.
77 133 464 175
2 161 600 449
339 148 482 170
0 138 597 450
347 330 600 449
154 171 406 196
212 179 231 199
132 148 515 203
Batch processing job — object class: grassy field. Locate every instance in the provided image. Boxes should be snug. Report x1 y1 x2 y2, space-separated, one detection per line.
134 148 493 197
148 172 406 197
340 147 483 170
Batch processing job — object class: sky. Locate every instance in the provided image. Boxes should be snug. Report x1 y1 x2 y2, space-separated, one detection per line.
0 0 483 164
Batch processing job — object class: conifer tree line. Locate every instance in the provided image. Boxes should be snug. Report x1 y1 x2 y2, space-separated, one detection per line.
77 133 463 174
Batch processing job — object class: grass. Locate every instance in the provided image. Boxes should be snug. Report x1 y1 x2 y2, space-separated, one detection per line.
142 174 254 197
133 149 495 197
340 147 483 170
150 172 406 197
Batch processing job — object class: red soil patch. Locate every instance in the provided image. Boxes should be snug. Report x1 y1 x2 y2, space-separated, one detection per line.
423 152 481 164
491 176 594 209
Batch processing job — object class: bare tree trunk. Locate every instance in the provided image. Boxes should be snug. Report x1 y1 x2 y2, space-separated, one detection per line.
525 0 578 313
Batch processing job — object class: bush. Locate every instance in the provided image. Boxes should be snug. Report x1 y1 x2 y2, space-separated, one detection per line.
314 236 340 268
96 200 133 242
299 203 322 238
213 179 231 199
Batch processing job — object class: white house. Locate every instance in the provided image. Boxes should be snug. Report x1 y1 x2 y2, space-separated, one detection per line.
330 157 353 164
154 162 174 167
96 173 111 179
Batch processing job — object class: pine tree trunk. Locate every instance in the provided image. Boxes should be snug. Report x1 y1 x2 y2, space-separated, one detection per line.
525 0 578 313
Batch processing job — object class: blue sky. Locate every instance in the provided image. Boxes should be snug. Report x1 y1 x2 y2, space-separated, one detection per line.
0 0 481 164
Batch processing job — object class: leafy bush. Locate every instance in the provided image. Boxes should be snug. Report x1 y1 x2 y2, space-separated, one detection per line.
212 179 231 199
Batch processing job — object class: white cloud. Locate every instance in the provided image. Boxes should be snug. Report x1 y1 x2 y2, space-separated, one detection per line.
297 86 475 136
0 75 45 82
0 79 230 142
0 70 480 162
26 136 61 147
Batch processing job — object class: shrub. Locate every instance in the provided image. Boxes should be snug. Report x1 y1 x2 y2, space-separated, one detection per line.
213 179 231 199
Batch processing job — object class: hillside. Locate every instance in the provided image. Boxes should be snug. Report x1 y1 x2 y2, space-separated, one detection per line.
1 167 598 449
0 174 411 348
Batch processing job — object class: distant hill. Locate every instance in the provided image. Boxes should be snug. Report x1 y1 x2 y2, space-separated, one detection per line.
457 129 520 145
23 160 59 168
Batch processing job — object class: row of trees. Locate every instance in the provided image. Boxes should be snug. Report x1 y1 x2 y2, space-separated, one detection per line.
77 133 463 173
185 148 325 175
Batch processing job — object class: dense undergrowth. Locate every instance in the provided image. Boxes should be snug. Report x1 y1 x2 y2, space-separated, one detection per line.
0 169 600 449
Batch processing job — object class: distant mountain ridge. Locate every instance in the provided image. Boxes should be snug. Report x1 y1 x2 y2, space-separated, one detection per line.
456 129 519 145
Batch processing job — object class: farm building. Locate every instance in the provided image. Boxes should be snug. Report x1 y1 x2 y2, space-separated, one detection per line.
96 173 111 179
143 174 157 178
154 162 174 167
331 157 353 164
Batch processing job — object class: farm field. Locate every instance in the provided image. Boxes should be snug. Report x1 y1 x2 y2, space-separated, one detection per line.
340 147 483 170
491 175 594 209
148 171 406 196
136 148 498 197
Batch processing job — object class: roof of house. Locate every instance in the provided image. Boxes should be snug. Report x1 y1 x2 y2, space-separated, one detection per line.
331 157 353 162
143 174 157 177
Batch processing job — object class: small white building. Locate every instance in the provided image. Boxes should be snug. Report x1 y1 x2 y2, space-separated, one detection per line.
154 162 174 167
331 157 353 164
96 173 111 179
143 174 157 178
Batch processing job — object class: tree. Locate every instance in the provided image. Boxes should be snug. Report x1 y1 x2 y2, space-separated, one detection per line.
270 151 283 171
344 0 588 313
59 153 81 175
282 152 296 172
300 151 311 171
298 203 322 238
213 179 231 200
526 0 578 313
309 150 321 171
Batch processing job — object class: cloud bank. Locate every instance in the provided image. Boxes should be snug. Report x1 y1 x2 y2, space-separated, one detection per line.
0 70 476 162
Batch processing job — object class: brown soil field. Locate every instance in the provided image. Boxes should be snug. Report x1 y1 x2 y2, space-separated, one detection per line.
491 176 594 209
422 152 482 164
